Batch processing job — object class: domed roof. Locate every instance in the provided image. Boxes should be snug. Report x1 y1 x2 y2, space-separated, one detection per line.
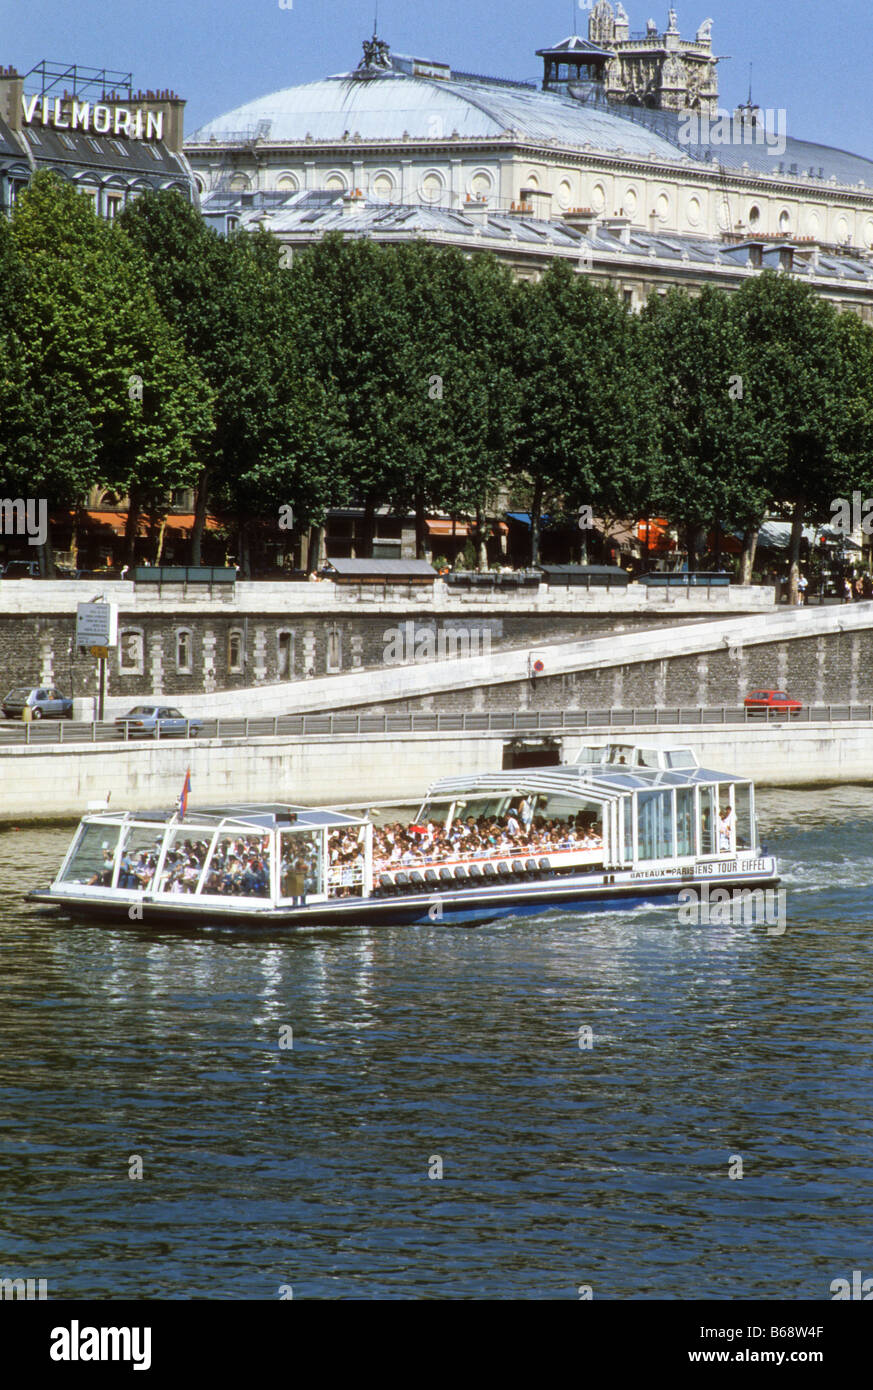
189 68 690 163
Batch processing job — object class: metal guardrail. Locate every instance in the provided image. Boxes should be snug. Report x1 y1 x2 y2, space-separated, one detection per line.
2 705 873 747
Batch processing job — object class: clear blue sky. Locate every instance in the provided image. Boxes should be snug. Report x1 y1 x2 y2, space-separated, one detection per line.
6 0 871 158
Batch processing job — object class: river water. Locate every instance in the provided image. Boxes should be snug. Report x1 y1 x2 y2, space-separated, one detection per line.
1 787 871 1300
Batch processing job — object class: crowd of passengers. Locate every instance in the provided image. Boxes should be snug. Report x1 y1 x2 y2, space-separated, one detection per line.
370 805 603 872
89 835 272 896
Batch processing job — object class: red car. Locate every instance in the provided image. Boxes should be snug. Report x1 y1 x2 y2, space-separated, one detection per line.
743 689 803 717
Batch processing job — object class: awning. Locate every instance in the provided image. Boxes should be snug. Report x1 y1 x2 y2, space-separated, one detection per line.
80 510 221 537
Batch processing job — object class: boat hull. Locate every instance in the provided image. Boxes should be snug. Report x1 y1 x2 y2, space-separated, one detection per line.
28 858 781 929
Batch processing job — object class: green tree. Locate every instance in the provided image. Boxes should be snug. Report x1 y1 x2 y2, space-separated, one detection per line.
732 272 846 601
8 172 214 569
507 262 644 566
120 191 339 571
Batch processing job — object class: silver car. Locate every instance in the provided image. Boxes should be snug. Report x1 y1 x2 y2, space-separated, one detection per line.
114 705 203 737
2 685 74 719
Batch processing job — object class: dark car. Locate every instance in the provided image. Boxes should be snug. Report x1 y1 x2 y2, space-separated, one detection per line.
1 560 41 579
743 689 803 717
2 685 74 719
114 705 204 737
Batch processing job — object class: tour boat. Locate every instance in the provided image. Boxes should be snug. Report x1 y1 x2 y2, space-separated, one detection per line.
28 743 779 927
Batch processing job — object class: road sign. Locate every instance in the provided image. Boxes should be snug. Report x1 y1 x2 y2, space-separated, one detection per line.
76 602 118 648
89 645 109 659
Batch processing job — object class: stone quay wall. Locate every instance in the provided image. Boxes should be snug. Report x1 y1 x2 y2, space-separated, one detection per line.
0 577 771 714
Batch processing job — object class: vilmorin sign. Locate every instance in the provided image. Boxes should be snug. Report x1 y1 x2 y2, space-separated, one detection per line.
21 95 164 142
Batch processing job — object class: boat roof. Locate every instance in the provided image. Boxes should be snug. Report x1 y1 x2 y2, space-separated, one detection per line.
82 803 365 829
425 764 741 801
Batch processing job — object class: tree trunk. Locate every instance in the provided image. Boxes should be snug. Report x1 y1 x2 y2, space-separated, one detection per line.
122 486 143 570
361 495 376 560
69 506 79 569
414 493 427 559
739 525 758 585
788 498 805 606
190 465 210 566
237 514 251 579
475 505 488 569
154 517 168 566
308 524 324 570
530 477 544 568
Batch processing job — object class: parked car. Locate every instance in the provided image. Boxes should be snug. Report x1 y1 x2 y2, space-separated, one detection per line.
114 705 204 737
1 560 41 579
2 685 74 719
743 689 803 717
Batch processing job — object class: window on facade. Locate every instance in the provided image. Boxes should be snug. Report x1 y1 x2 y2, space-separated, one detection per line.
58 132 76 150
228 630 243 672
147 144 163 161
105 193 123 220
26 129 42 146
87 137 103 153
118 629 144 674
176 630 192 673
326 628 342 673
277 631 293 679
111 140 130 157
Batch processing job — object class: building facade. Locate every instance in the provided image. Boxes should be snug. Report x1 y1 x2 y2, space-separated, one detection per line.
186 8 873 313
0 58 196 217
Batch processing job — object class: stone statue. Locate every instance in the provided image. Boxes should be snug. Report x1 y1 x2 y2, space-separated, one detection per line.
668 7 678 31
616 2 629 21
647 18 658 35
696 18 713 42
357 34 392 72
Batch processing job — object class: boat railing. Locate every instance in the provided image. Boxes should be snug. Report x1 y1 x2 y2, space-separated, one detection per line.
327 863 366 897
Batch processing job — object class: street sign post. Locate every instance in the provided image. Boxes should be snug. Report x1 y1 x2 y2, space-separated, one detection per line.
76 602 118 649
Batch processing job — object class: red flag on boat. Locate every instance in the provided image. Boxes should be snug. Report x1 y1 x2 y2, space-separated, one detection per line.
179 768 191 820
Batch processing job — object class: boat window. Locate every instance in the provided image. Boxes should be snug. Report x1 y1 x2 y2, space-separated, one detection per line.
196 830 270 898
117 825 166 890
279 829 324 901
154 827 217 894
574 746 607 765
327 826 366 898
607 743 635 766
665 750 696 769
676 786 695 857
59 823 122 887
637 790 674 861
718 787 734 852
623 799 634 862
734 784 752 850
698 787 717 856
635 748 662 768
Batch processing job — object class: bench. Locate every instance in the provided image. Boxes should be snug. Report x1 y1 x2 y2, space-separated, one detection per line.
539 565 630 590
638 572 731 589
133 566 237 595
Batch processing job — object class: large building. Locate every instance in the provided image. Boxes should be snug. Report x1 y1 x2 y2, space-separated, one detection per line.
0 58 196 217
187 7 873 316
